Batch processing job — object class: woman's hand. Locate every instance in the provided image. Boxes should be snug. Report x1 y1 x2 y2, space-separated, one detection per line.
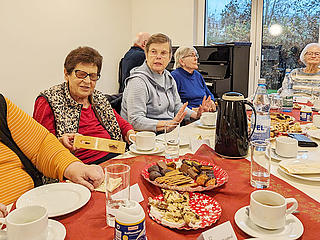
0 203 8 218
125 129 135 144
58 133 78 152
64 162 104 191
191 96 215 119
173 102 188 123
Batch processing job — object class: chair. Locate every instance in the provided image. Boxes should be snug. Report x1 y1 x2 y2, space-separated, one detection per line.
118 58 125 93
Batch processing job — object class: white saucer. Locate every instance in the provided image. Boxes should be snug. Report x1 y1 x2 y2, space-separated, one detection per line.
195 120 216 129
129 142 165 155
266 148 308 162
234 206 304 239
48 219 66 240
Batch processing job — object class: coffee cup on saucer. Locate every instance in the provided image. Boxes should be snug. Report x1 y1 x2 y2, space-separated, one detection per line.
249 190 298 229
200 112 217 126
313 114 320 128
129 131 156 151
0 205 48 240
275 136 298 158
313 99 320 110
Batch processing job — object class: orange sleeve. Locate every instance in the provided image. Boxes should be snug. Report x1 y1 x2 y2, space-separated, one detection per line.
6 97 81 180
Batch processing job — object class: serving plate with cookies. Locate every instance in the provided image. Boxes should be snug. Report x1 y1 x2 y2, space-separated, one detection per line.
148 189 222 230
270 112 302 139
141 158 228 192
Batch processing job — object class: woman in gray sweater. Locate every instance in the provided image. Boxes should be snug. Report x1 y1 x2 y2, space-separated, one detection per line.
121 33 212 132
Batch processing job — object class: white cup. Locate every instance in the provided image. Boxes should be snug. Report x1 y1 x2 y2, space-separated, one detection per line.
313 99 320 109
129 131 156 151
200 112 217 126
249 190 298 229
0 205 48 240
275 136 298 158
313 114 320 128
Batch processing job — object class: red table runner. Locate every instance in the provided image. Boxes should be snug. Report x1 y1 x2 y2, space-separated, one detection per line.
55 145 320 240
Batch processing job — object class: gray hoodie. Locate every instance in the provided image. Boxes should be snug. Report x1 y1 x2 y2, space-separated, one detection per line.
121 61 193 131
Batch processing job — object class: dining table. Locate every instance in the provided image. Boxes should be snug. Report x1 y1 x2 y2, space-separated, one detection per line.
45 109 320 240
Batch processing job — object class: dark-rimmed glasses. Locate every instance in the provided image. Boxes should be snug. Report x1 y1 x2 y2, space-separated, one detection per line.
74 70 100 81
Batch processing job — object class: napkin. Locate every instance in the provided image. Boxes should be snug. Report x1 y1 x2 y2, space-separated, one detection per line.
280 161 320 174
97 182 144 203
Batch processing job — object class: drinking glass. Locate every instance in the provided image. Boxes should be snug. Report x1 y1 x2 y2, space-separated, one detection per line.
250 140 271 189
269 93 282 110
164 122 180 160
105 163 130 227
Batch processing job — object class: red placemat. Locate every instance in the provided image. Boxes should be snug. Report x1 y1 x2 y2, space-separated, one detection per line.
54 145 320 240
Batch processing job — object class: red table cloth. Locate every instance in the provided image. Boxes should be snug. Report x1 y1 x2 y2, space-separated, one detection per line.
54 144 320 240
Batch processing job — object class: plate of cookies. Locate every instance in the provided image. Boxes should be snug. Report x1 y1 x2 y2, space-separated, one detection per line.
148 189 222 230
141 158 228 192
270 112 302 139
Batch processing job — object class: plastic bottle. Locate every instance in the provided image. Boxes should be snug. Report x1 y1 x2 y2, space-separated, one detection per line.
114 200 146 240
281 69 293 112
251 78 271 141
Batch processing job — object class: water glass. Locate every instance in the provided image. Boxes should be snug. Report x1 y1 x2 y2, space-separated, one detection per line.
250 140 271 189
105 163 130 227
269 93 282 110
164 122 180 160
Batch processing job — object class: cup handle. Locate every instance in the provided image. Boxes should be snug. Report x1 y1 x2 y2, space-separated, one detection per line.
285 198 298 216
0 218 7 240
128 134 136 144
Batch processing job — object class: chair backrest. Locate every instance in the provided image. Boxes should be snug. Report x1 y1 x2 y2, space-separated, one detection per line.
106 93 123 114
118 58 124 93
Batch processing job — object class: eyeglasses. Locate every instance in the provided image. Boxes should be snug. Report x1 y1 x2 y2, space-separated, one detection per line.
305 52 320 57
74 70 100 81
183 53 199 58
148 49 170 58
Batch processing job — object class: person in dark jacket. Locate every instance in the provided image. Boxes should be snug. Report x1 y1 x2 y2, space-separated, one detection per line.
119 32 150 93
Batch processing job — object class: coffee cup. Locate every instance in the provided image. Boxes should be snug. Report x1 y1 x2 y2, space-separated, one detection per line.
200 112 217 126
129 131 156 151
275 136 298 158
249 190 298 229
313 114 320 128
313 99 320 110
0 205 48 240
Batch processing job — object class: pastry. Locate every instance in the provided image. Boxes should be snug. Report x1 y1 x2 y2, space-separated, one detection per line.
149 171 162 181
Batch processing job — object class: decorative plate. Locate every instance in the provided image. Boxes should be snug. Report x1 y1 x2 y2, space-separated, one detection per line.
148 192 222 230
141 159 228 192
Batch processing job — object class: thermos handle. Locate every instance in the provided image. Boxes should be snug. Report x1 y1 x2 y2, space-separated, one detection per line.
244 100 257 140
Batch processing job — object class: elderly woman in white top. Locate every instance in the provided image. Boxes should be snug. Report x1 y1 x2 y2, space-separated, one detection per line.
280 43 320 96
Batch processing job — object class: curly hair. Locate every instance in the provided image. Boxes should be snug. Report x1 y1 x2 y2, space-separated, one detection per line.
64 46 103 75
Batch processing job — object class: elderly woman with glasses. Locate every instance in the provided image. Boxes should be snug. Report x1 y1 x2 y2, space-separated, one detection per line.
171 46 215 111
279 43 320 97
121 33 212 132
33 46 134 164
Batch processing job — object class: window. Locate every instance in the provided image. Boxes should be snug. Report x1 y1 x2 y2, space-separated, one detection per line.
261 0 320 90
205 0 251 45
205 0 320 92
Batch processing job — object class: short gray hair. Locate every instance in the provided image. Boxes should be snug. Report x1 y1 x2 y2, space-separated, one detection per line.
300 42 320 65
174 46 198 69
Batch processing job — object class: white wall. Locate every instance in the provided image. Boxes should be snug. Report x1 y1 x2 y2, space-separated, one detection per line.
0 0 132 114
131 0 197 46
1 0 202 115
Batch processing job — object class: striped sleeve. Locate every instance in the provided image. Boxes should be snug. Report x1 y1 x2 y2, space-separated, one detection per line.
6 97 81 180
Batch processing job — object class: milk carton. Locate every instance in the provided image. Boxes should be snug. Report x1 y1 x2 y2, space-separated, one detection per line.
114 200 146 240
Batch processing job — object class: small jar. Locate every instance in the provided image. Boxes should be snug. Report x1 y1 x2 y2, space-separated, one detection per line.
300 108 312 122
